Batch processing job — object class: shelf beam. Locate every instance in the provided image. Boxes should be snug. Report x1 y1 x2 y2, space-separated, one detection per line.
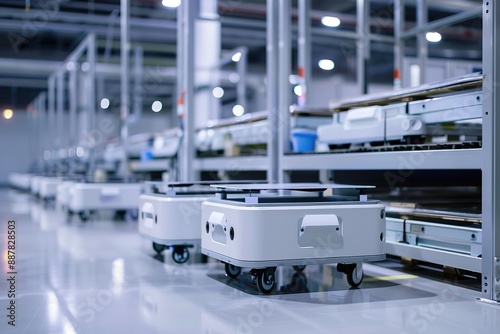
282 149 482 171
193 157 269 171
386 242 481 273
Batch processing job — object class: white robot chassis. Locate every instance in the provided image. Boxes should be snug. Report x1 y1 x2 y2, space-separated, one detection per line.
201 184 386 294
139 182 213 264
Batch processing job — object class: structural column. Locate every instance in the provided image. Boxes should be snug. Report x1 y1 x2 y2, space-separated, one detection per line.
120 0 130 142
417 0 428 85
267 0 279 183
195 0 220 128
178 0 196 181
47 76 56 154
277 0 291 181
297 0 311 107
69 67 77 147
394 0 405 89
356 0 369 94
481 0 500 302
56 71 64 149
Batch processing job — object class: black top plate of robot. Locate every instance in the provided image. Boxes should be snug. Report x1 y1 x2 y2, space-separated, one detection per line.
211 183 375 192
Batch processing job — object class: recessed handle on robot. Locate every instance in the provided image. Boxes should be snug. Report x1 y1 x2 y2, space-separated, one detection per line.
208 211 228 245
101 187 120 196
141 202 155 228
298 214 344 248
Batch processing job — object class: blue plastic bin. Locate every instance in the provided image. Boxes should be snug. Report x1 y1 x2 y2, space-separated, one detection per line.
291 129 317 153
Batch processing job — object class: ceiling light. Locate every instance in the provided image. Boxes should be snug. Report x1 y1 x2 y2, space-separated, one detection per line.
318 59 335 71
321 16 341 28
232 104 244 117
294 85 303 97
76 147 85 158
3 108 13 120
231 52 242 62
162 0 181 8
212 87 224 99
426 32 442 43
100 98 110 109
229 73 240 83
152 100 162 112
289 74 300 85
81 62 90 72
66 62 75 71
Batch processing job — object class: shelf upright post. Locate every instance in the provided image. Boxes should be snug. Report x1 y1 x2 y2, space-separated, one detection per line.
68 66 77 174
86 33 97 178
236 46 247 111
48 75 55 157
69 66 77 149
120 0 131 179
394 0 405 89
267 0 279 183
132 46 144 123
356 0 369 94
277 0 291 183
481 0 500 302
178 0 196 182
33 95 40 161
39 93 47 162
298 0 311 107
417 0 428 85
56 70 64 150
86 34 96 143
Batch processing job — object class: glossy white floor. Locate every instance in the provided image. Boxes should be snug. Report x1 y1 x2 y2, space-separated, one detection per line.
1 189 499 334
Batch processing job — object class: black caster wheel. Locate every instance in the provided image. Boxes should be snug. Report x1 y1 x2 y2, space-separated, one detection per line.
338 263 363 288
152 242 166 254
281 272 308 293
114 210 127 220
225 263 241 278
256 267 276 294
129 209 139 220
172 247 190 264
293 265 306 272
79 211 89 222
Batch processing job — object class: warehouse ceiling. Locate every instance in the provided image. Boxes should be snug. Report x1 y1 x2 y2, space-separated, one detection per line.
0 0 483 111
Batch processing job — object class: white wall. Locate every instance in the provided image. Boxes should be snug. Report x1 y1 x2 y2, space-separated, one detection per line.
0 111 33 184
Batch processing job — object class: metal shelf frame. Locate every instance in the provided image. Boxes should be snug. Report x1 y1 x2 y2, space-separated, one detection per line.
281 0 498 302
188 1 499 302
480 0 500 302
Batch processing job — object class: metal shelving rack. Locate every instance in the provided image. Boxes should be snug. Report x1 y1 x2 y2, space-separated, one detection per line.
280 1 498 302
480 0 500 303
184 1 499 301
191 0 388 181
